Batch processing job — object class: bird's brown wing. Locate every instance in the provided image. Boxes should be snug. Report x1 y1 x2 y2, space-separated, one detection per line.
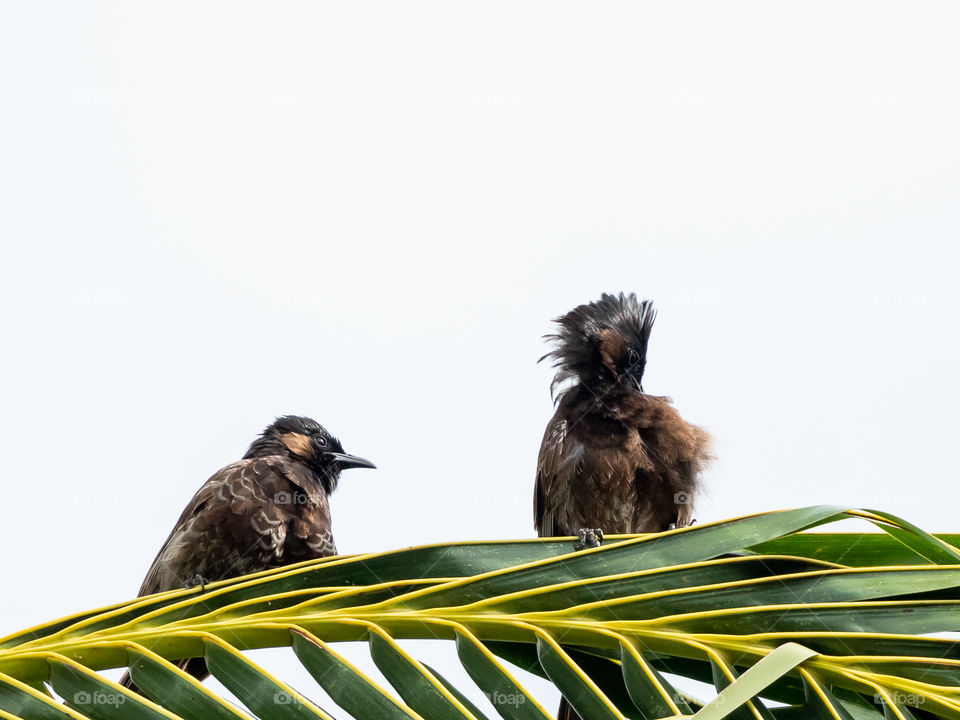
534 410 572 537
137 456 325 596
123 457 332 693
632 395 712 531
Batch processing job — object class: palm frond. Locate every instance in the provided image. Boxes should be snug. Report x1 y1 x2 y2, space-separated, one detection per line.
2 506 959 719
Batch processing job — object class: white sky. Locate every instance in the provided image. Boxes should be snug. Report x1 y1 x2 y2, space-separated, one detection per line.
2 2 959 714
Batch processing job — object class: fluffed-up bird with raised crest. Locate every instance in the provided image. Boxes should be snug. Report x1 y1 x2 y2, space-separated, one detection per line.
120 415 374 693
534 293 712 719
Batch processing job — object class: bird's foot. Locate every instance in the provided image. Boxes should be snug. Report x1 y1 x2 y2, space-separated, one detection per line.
185 574 210 592
573 528 604 550
667 518 697 531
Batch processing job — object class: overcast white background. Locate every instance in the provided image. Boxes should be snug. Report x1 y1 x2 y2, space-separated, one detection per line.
2 2 958 714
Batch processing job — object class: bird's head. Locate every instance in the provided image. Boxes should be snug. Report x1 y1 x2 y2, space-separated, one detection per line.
244 415 375 493
541 292 656 400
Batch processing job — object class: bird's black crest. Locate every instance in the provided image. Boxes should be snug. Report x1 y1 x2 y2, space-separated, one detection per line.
244 415 337 458
269 415 329 437
540 292 657 399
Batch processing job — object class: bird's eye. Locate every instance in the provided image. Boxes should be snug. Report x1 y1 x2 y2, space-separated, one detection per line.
628 349 640 367
315 436 328 446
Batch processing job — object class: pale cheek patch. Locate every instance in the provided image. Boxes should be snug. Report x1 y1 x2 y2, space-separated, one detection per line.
597 329 625 377
280 432 314 458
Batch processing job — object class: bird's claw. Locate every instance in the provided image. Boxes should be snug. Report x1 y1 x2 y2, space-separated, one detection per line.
185 574 210 592
574 528 604 550
668 518 697 531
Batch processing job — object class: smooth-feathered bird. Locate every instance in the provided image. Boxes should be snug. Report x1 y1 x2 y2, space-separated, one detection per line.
120 415 374 691
534 293 712 720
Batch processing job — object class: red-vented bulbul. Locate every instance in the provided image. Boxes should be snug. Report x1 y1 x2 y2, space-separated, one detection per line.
120 415 374 691
534 293 711 720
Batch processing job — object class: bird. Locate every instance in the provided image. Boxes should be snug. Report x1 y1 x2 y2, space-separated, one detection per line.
120 415 374 692
533 293 711 720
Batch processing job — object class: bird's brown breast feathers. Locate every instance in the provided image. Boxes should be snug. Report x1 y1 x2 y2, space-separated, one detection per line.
534 392 710 536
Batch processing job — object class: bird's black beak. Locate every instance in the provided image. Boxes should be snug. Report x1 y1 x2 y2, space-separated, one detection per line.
326 452 376 470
